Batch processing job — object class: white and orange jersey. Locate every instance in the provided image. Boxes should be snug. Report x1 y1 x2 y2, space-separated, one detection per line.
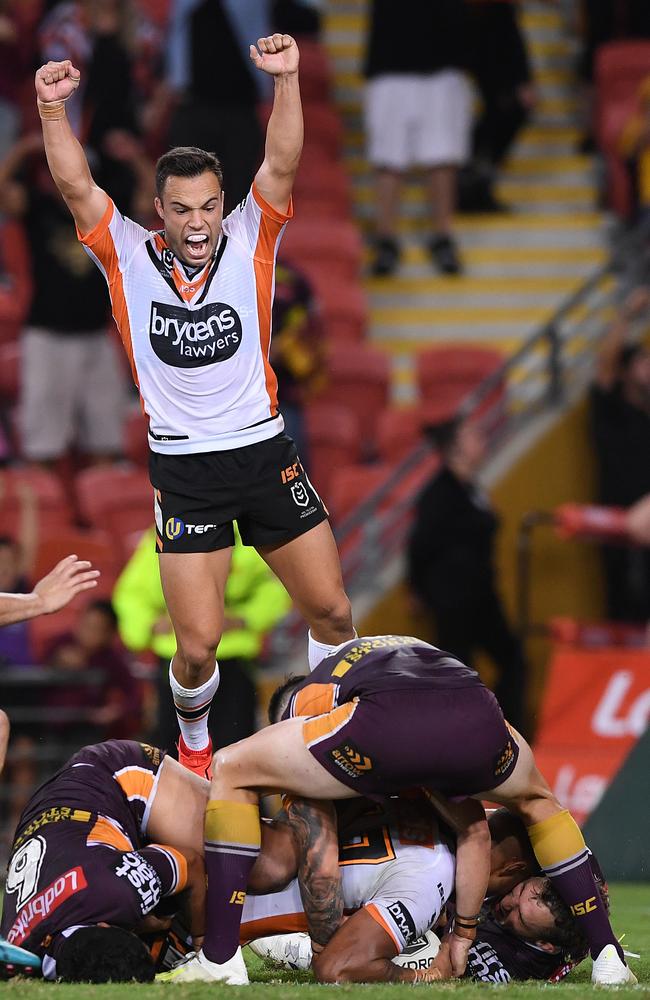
78 185 291 454
241 823 455 954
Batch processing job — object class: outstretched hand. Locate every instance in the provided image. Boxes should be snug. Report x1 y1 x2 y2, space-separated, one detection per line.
249 34 299 76
35 60 81 104
33 555 100 614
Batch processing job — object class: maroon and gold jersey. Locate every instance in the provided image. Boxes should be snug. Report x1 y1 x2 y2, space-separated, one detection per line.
1 741 187 964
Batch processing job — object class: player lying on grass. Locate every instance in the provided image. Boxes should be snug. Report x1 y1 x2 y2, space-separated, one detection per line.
166 634 634 986
1 737 589 985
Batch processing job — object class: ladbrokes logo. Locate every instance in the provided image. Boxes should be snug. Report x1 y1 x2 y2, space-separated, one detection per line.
149 300 242 368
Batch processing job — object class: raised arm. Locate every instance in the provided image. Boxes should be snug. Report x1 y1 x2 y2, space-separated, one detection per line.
250 34 302 214
34 59 109 234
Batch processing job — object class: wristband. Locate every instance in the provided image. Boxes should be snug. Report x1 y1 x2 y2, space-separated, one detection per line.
454 913 481 922
37 99 66 121
452 923 477 941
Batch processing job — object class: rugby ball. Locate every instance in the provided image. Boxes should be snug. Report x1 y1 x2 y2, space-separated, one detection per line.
392 930 441 971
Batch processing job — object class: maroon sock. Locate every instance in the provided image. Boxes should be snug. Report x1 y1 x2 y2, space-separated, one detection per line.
544 850 623 961
203 801 260 964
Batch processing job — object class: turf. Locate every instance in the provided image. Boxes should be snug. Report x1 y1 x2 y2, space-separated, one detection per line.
3 883 649 997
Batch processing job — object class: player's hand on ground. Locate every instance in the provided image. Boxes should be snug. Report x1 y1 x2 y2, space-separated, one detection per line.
249 34 299 76
35 60 81 103
448 931 472 977
33 555 100 614
427 939 453 980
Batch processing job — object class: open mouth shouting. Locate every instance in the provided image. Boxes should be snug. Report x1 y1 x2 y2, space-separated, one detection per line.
184 233 211 262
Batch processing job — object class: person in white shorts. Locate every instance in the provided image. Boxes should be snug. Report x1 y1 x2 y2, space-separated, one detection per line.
363 0 473 276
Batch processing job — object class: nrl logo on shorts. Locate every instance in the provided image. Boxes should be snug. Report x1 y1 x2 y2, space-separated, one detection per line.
149 300 243 368
290 482 310 507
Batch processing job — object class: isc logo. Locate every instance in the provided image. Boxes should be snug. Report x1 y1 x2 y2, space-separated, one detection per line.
280 462 304 484
570 896 597 917
229 890 246 905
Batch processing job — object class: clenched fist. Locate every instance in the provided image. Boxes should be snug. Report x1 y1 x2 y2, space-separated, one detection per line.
249 34 299 76
35 59 81 104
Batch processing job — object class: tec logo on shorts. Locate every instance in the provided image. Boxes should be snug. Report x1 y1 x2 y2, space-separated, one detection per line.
165 517 217 540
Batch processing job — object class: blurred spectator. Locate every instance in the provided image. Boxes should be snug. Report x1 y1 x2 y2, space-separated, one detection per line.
43 599 142 742
590 286 650 621
618 77 650 227
271 0 322 37
38 0 150 213
462 0 535 213
407 418 527 734
363 0 471 276
0 135 128 465
161 0 271 213
0 0 42 159
271 258 324 462
113 526 291 752
0 479 38 666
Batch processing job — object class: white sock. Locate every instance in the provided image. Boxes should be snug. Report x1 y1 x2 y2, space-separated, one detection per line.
169 660 220 751
308 630 356 672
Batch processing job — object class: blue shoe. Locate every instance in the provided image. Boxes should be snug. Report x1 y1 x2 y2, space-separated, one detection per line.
0 938 41 968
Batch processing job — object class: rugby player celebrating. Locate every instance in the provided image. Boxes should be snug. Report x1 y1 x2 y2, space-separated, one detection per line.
34 35 354 780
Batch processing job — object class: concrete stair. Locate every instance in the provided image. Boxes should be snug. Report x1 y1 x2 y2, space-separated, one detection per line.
323 0 608 404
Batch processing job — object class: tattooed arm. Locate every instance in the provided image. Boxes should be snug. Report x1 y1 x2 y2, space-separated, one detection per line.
285 797 344 948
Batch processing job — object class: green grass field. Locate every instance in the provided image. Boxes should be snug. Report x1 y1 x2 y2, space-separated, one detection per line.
3 883 649 997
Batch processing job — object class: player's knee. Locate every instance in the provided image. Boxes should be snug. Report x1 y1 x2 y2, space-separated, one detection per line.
311 594 352 636
176 637 218 680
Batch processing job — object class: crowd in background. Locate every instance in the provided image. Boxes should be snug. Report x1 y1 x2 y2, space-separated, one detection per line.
1 0 650 835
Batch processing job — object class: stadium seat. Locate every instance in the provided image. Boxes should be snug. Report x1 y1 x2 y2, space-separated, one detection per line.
0 467 73 537
75 467 152 553
123 409 150 466
0 342 20 404
306 274 368 342
305 403 362 498
376 407 424 463
30 605 79 662
32 528 120 599
0 220 32 344
317 343 391 452
293 157 353 216
594 41 650 217
294 39 332 104
327 462 394 524
281 219 364 282
415 346 504 414
303 104 344 158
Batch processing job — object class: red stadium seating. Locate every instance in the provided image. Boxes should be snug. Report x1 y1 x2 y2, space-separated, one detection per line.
376 407 424 463
293 157 353 217
304 273 368 341
0 467 73 537
317 344 391 452
75 467 152 553
327 462 394 523
0 220 32 344
303 104 344 158
415 346 504 413
32 528 120 599
0 342 20 404
594 41 650 217
30 605 79 662
305 403 362 498
295 39 333 104
281 219 364 282
123 409 150 466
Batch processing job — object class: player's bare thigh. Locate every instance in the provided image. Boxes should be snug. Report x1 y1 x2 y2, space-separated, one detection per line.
472 727 560 825
146 755 210 851
212 717 359 799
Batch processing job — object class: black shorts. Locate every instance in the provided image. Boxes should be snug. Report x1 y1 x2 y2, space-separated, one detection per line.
150 433 328 553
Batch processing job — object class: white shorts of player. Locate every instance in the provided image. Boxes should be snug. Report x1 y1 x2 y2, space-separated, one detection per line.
364 70 473 171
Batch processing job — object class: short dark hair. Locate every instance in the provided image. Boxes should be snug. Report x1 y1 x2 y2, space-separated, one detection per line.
155 147 223 198
85 599 118 630
537 879 589 959
268 675 307 725
56 926 155 982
